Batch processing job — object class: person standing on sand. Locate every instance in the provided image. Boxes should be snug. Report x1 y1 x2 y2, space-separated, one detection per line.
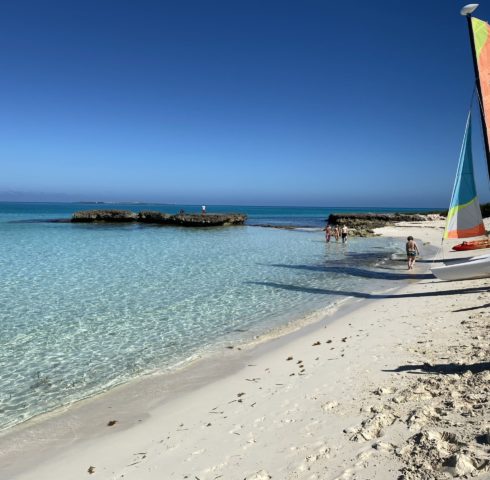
406 236 420 270
201 205 206 215
325 224 332 243
334 226 340 242
341 225 348 243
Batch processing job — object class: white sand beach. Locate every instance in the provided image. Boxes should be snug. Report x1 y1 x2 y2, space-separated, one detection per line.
1 222 490 479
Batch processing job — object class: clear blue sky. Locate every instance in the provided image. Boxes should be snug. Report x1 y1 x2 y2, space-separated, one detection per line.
1 0 489 207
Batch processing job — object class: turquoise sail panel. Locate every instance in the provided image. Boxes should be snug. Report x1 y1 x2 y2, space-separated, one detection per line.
450 113 476 206
445 112 486 239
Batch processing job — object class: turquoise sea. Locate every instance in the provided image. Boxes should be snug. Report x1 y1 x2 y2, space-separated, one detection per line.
0 203 428 432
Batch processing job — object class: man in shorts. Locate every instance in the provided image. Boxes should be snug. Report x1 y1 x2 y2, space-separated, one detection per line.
341 225 348 243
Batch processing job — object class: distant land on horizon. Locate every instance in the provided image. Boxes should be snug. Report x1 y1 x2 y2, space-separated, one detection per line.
0 192 446 211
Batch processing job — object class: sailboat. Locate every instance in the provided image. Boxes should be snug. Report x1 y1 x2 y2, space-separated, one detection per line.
431 4 490 281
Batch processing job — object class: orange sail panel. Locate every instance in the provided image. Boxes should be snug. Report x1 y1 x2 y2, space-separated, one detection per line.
472 17 490 154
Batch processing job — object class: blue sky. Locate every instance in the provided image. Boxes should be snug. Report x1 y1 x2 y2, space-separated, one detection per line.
0 0 489 207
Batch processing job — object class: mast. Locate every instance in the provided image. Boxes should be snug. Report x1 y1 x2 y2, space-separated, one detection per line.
462 4 490 177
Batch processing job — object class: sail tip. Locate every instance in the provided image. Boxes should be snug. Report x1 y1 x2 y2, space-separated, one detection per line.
461 4 479 16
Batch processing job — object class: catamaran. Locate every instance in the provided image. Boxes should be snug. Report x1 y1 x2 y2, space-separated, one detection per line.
431 4 490 281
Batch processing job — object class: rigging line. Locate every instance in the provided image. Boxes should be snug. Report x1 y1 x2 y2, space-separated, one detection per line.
429 236 445 268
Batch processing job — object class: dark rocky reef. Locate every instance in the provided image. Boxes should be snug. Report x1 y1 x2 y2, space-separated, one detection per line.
71 209 247 227
327 212 445 237
72 209 138 222
138 210 246 226
137 211 172 223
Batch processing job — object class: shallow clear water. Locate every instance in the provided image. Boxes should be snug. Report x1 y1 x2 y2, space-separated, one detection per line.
0 203 407 431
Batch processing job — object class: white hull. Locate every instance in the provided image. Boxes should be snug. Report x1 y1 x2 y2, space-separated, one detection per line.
431 254 490 281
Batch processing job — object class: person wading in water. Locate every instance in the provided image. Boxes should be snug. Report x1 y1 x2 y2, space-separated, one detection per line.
325 224 332 243
341 225 348 243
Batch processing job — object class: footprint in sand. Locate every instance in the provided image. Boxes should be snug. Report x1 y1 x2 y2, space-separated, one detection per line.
355 448 373 465
350 411 396 442
322 400 339 412
229 424 244 434
294 442 329 473
253 416 266 426
185 448 206 462
244 470 272 480
372 441 396 454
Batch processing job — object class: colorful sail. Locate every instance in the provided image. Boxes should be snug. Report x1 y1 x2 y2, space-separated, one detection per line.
472 16 490 167
444 112 486 239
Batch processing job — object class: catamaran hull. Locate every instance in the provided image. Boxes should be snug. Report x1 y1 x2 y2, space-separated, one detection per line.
431 255 490 281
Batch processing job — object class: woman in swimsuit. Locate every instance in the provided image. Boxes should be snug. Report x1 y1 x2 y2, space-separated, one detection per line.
406 236 420 270
325 224 332 243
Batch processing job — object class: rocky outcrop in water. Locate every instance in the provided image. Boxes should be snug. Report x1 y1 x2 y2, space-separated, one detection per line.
137 211 172 223
71 210 247 227
327 213 445 237
138 211 246 226
72 210 138 222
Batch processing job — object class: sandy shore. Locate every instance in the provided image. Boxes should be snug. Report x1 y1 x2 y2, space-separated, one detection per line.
2 222 490 479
